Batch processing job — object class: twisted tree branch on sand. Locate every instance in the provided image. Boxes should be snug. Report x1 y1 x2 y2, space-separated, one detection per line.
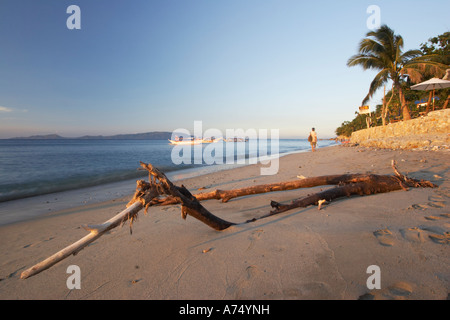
196 174 362 203
148 171 408 206
138 162 235 231
268 160 436 216
20 160 436 279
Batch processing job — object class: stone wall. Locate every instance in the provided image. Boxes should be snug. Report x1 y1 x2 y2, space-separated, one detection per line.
350 109 450 150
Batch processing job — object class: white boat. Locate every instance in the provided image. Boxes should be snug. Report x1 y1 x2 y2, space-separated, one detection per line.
168 139 202 145
168 137 223 145
201 137 223 144
224 138 249 142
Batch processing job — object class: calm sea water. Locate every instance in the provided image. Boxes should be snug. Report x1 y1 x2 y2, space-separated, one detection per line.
0 139 337 202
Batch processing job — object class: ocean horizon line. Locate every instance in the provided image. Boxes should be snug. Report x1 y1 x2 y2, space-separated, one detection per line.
3 131 338 141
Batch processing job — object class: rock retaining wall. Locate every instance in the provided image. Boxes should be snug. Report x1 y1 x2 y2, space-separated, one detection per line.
350 109 449 150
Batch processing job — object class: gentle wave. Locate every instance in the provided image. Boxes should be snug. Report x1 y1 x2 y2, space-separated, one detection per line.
0 164 199 202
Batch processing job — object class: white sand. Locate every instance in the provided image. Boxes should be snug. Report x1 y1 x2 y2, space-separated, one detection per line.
0 145 448 300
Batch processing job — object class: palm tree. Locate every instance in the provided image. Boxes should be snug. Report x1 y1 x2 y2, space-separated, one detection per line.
347 25 446 124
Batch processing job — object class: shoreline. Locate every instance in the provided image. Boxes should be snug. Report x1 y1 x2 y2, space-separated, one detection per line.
0 145 318 226
0 145 448 300
0 138 335 205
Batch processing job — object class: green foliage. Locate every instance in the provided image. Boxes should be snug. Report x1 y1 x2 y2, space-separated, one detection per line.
420 32 450 65
335 113 377 137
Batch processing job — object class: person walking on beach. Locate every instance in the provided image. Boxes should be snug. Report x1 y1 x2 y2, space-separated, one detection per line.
309 127 317 152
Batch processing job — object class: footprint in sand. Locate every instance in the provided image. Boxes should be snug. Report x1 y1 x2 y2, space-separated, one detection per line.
428 233 450 245
434 188 450 199
423 195 448 221
246 229 264 251
373 228 395 247
409 194 446 211
359 282 414 300
409 203 429 210
400 227 427 243
421 225 450 244
227 265 260 299
401 225 449 245
427 202 446 208
425 213 450 221
427 194 446 208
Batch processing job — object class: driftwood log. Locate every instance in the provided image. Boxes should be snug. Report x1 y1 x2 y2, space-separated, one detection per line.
20 160 436 279
153 173 385 205
269 162 436 215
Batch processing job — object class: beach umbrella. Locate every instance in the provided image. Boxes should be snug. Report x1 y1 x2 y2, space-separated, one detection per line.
411 78 450 110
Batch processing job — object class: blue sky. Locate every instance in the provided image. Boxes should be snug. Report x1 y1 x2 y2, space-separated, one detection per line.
0 0 449 139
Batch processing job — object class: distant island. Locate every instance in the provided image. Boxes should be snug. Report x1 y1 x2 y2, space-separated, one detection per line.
9 131 174 140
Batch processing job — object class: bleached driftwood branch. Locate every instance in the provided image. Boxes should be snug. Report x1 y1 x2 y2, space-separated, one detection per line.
20 183 159 279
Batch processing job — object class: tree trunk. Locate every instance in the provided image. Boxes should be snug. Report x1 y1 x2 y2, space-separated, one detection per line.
382 86 386 126
443 95 449 109
384 87 395 122
382 85 395 125
398 85 411 120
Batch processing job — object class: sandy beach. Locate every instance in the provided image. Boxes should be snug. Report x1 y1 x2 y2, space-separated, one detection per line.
0 145 448 300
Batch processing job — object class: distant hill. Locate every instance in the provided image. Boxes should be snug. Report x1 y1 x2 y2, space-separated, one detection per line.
10 131 173 140
78 131 173 140
10 134 67 140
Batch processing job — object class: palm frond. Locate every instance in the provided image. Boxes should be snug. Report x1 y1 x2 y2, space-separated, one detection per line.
347 54 386 70
359 38 385 55
412 53 450 65
362 69 390 104
373 25 397 57
404 55 448 80
401 49 423 61
402 67 425 84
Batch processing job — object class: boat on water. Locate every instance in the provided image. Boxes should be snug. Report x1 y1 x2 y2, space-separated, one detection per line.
169 136 251 145
168 139 202 145
168 137 223 145
201 137 223 144
223 137 249 142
